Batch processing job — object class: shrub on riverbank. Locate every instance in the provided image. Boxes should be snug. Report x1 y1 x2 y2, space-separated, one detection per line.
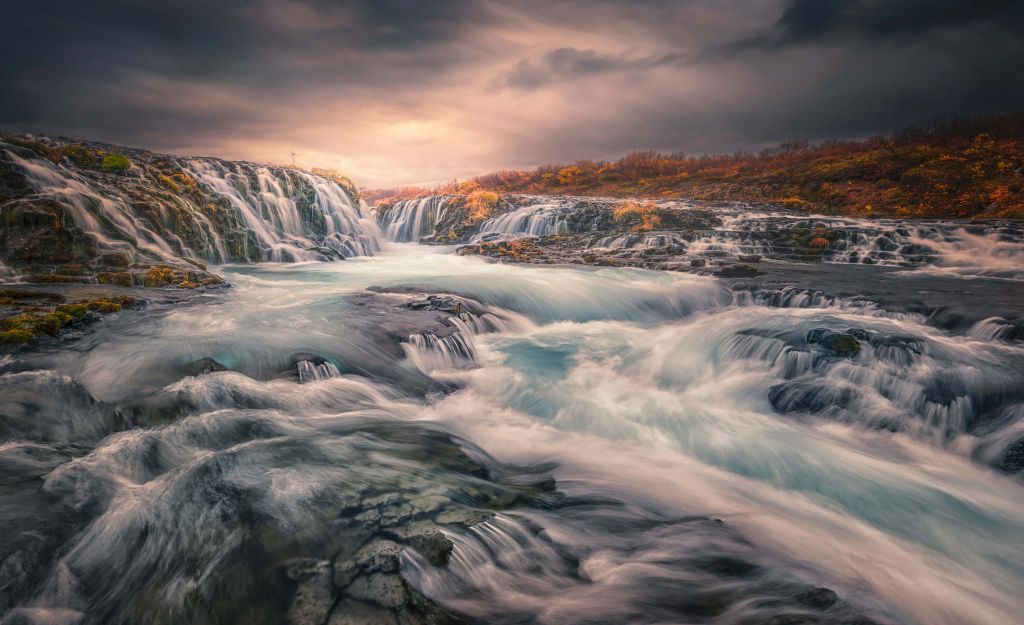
367 113 1024 219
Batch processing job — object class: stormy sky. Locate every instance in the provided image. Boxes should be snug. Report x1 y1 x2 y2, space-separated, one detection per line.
2 0 1023 187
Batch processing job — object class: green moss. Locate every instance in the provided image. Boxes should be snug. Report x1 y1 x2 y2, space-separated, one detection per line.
144 266 176 287
0 328 34 344
97 271 134 286
55 303 89 319
102 154 132 172
85 299 122 313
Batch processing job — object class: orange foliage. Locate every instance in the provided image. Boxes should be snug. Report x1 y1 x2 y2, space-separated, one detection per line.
465 190 500 222
613 201 663 232
367 113 1024 219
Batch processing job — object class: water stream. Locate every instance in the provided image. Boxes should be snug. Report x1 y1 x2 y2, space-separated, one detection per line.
2 243 1023 625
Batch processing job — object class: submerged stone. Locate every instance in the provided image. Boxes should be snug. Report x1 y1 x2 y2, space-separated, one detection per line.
806 328 863 356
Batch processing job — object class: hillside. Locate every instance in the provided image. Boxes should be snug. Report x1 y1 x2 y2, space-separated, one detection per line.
367 114 1024 219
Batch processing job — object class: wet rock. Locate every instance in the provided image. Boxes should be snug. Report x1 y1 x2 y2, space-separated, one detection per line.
846 328 870 341
285 559 336 625
180 357 228 376
690 258 707 267
355 540 404 574
996 438 1024 474
718 264 760 278
347 572 407 609
328 599 399 625
407 531 454 566
406 295 461 314
806 328 863 357
795 586 839 609
738 254 762 263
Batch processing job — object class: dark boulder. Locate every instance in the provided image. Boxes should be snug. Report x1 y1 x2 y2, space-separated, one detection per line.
718 264 759 278
806 328 863 357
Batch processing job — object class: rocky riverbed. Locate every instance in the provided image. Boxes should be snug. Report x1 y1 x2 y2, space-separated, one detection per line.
3 146 1024 625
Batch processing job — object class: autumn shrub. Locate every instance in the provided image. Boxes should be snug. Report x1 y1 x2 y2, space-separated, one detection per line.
613 201 663 232
466 190 500 222
365 113 1024 219
159 174 179 191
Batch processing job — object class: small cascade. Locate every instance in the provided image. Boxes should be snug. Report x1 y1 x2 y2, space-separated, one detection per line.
967 317 1021 342
471 200 569 242
701 205 1024 277
296 359 342 383
405 329 477 371
378 195 451 242
592 231 689 250
705 320 1024 443
402 300 528 374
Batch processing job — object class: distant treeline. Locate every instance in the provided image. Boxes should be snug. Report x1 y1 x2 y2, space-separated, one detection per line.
367 113 1024 219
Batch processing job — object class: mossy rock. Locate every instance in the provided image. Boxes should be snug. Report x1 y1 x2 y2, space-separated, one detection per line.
0 328 34 344
55 303 89 320
806 328 863 357
97 271 133 286
144 266 176 287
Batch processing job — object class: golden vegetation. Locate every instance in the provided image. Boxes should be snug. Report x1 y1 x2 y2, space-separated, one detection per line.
0 295 136 344
612 201 664 232
465 190 500 222
367 114 1024 219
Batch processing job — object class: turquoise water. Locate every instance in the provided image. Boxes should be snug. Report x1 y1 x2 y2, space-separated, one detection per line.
5 243 1023 625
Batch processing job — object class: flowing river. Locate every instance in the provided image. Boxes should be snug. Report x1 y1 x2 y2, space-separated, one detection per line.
2 242 1023 625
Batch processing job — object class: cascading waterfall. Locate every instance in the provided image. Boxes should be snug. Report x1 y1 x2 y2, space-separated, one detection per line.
471 199 569 242
185 159 380 261
1 146 210 263
378 195 451 242
0 140 380 268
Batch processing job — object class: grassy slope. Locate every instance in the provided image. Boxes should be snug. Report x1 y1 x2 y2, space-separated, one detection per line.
367 113 1024 219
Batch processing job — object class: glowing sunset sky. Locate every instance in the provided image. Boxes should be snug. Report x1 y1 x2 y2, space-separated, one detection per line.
3 0 1023 187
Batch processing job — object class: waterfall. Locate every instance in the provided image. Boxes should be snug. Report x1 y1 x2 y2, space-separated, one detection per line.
185 159 380 261
471 199 568 242
378 195 450 242
0 140 380 266
1 146 211 264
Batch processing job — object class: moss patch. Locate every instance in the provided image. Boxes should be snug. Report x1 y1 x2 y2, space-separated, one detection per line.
102 154 132 172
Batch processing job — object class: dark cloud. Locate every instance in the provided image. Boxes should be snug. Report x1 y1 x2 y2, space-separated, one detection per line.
1 0 1022 187
499 48 686 90
716 0 1024 53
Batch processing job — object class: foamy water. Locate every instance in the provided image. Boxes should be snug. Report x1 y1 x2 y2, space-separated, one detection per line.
2 244 1022 624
